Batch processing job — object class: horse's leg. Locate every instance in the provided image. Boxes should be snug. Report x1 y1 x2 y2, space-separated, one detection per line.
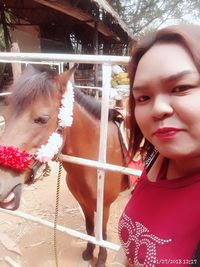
95 206 109 267
81 206 96 261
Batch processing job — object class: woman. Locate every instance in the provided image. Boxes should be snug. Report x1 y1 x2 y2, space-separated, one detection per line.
110 24 200 267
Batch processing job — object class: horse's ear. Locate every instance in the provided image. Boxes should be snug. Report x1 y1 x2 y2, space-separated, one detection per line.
58 64 78 89
23 64 39 76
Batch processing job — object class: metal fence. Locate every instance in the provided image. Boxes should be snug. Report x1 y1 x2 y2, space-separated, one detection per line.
0 52 142 252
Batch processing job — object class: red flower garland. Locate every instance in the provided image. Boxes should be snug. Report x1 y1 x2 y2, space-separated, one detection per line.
0 145 32 171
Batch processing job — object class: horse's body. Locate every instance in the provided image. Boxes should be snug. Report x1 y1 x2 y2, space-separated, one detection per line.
63 89 128 265
0 66 128 267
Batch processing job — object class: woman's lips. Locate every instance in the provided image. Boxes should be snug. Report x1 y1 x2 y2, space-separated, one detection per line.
154 127 181 139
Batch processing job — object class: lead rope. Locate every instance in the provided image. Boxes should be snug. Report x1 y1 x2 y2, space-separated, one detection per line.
54 161 62 267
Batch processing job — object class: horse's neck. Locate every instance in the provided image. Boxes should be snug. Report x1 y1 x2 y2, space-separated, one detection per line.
63 101 100 156
73 101 100 130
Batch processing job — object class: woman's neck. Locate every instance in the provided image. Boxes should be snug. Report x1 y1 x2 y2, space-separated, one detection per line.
167 156 200 179
148 154 200 181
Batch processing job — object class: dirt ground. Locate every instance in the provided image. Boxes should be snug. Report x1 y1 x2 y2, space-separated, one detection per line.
0 162 131 267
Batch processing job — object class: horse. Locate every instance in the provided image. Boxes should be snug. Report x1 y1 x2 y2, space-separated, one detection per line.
0 65 129 267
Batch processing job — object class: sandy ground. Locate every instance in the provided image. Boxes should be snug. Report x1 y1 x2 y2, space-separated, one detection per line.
0 162 131 267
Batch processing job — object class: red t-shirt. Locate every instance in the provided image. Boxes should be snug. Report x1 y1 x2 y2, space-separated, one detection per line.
118 159 200 267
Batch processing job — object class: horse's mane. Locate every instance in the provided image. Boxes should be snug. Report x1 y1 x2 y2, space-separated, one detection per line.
8 65 117 122
9 65 60 115
74 88 116 122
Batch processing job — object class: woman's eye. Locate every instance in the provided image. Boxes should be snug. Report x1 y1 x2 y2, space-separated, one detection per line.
34 116 49 124
172 85 191 93
136 95 150 103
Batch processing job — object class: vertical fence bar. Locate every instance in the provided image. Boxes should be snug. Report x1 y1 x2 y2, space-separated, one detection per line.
0 53 133 250
58 63 61 74
60 62 64 73
96 63 112 241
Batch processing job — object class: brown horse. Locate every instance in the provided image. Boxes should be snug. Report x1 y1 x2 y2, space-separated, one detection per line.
0 65 129 267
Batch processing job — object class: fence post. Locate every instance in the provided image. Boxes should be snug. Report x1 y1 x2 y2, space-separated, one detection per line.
96 63 111 241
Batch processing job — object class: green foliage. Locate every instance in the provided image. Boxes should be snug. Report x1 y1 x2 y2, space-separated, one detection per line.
0 25 5 50
107 0 200 38
0 9 12 50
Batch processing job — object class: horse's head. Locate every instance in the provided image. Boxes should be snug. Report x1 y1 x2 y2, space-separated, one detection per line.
0 64 76 210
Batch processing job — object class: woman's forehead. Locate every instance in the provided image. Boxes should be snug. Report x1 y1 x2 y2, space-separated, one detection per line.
133 42 198 87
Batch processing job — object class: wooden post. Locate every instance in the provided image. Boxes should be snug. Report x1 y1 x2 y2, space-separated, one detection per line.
11 42 22 81
94 20 99 87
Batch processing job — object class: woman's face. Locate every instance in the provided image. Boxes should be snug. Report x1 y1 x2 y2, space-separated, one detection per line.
133 43 200 160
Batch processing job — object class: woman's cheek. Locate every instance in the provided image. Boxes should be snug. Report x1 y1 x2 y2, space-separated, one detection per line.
135 109 146 128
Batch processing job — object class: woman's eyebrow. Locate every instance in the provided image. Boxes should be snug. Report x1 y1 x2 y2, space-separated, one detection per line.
132 85 144 92
161 70 197 84
132 70 197 92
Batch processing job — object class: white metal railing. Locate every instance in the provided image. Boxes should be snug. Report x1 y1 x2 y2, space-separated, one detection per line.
0 53 142 253
0 52 129 64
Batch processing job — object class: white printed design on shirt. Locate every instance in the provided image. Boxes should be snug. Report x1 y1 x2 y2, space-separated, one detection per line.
118 213 172 267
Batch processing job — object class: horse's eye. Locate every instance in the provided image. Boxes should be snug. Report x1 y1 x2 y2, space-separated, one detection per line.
34 116 49 124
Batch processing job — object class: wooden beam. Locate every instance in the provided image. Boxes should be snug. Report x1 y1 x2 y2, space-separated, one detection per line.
33 0 120 40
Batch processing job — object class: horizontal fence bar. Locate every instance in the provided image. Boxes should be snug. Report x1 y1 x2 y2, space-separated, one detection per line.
0 52 130 65
0 208 120 251
0 92 12 96
0 53 135 254
59 154 142 177
0 59 61 66
75 85 103 91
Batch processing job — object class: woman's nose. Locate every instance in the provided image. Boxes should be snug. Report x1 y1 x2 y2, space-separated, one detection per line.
151 95 173 120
